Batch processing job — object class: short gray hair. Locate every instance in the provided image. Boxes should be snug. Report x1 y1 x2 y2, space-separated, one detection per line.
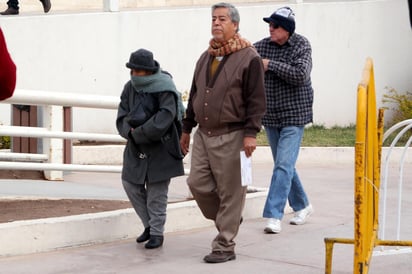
212 2 240 24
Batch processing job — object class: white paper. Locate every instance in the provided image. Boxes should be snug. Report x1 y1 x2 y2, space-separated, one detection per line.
240 151 252 186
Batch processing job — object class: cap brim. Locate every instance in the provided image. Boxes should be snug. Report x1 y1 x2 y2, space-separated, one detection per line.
263 17 282 24
263 17 272 23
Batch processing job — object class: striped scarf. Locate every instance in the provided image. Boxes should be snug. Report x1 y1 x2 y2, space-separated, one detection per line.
208 33 252 57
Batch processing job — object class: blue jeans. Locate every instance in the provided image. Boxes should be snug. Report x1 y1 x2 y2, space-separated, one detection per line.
263 126 310 220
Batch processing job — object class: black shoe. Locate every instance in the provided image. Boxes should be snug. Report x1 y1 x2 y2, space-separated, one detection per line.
144 235 163 249
136 227 150 243
0 7 19 15
203 251 236 263
39 0 51 13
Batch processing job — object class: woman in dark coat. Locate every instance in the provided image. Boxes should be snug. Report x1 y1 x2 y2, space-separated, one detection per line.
116 48 184 249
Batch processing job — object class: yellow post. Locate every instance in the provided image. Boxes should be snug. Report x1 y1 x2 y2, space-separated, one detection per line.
324 240 334 274
324 238 354 274
354 83 367 273
354 57 379 274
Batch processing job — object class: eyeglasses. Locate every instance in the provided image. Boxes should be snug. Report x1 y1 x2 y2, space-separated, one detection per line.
269 22 280 29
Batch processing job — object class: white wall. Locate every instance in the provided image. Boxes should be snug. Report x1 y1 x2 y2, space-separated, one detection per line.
0 0 411 134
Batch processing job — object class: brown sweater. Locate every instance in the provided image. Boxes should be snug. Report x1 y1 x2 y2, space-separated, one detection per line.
183 47 266 137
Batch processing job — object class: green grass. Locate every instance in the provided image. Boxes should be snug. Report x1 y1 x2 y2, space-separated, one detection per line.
302 124 356 147
257 124 410 147
256 124 356 147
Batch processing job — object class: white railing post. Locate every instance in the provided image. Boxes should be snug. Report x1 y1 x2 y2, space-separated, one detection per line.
103 0 119 12
42 105 64 180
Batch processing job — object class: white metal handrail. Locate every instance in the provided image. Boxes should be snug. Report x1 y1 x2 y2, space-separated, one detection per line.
0 162 122 173
0 125 125 143
0 89 123 180
0 151 48 162
3 89 119 109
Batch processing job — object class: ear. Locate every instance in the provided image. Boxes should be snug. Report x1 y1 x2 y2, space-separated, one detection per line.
234 22 239 32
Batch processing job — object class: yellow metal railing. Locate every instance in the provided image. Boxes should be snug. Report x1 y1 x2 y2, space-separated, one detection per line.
324 58 412 274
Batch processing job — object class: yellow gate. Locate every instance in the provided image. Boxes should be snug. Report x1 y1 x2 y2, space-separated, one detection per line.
324 58 412 274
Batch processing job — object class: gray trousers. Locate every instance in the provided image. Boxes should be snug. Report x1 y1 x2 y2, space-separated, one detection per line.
122 179 170 236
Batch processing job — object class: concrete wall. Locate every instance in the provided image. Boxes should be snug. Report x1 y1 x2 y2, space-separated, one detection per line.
1 0 285 11
0 0 411 135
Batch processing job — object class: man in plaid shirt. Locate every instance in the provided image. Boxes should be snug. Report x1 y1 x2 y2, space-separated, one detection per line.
254 6 314 234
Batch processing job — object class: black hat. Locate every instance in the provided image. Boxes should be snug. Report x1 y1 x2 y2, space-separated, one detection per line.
126 48 159 72
263 6 296 34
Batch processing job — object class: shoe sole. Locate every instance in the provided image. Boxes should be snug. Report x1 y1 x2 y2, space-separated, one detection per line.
204 254 236 263
144 244 163 249
289 210 314 225
264 227 281 234
136 238 150 243
0 11 19 15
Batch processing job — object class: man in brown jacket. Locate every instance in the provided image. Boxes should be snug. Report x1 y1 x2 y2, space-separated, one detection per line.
180 2 266 264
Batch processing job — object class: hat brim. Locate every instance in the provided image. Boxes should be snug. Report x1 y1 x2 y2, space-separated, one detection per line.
126 60 160 72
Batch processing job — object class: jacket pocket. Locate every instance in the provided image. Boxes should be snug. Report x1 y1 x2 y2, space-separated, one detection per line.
161 123 184 160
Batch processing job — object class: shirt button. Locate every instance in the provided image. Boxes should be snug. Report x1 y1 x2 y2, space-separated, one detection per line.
204 117 208 121
208 131 211 135
206 90 210 93
204 102 208 106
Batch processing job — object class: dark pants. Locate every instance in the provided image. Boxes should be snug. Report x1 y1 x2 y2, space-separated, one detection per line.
6 1 19 10
409 0 412 29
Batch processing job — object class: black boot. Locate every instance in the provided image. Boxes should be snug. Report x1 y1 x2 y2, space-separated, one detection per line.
145 235 164 249
39 0 51 13
136 227 150 243
0 7 19 15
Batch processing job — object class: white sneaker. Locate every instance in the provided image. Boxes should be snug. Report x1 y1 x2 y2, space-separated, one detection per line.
264 218 281 233
290 204 313 225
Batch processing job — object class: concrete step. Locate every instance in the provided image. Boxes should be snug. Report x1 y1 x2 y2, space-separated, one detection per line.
0 191 268 256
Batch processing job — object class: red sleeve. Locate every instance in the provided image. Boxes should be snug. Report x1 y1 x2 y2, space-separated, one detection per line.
0 28 16 100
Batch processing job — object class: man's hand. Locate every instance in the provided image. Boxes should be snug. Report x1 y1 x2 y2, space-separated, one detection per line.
243 136 257 158
180 132 191 156
262 58 270 72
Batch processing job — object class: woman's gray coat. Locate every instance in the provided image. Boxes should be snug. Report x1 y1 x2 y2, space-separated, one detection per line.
116 81 184 185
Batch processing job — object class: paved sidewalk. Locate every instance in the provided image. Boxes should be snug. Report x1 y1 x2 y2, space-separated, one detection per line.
0 160 411 273
1 2 411 272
